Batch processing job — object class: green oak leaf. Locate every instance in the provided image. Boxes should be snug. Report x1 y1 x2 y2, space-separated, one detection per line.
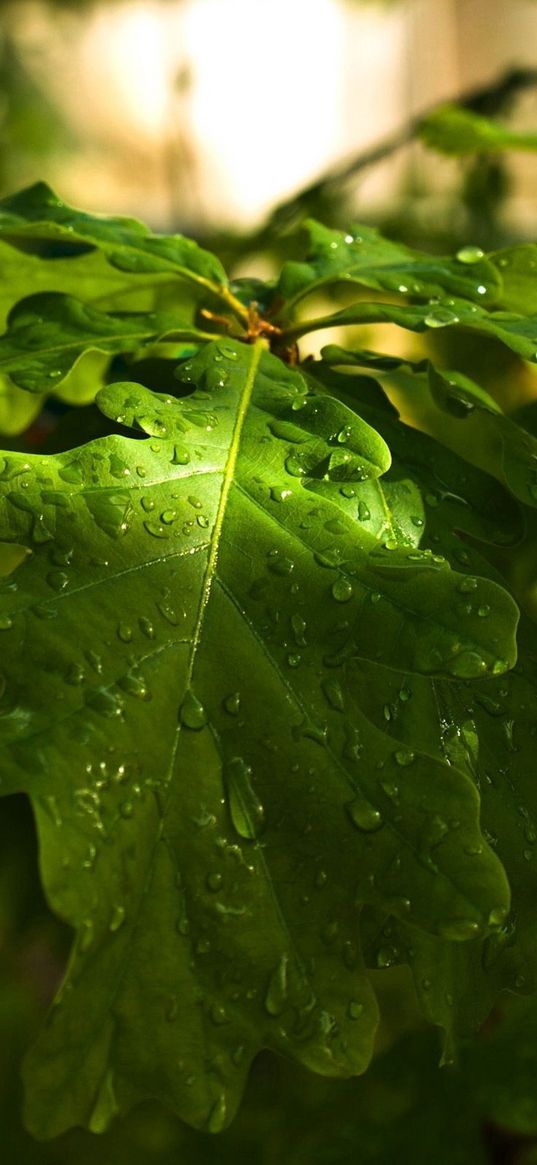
276 219 501 317
320 346 537 511
0 183 228 293
285 296 537 367
0 237 177 333
0 293 214 394
309 357 525 553
426 364 537 509
355 633 537 1057
419 104 537 156
0 339 514 1137
491 243 537 314
305 357 537 1049
0 374 41 437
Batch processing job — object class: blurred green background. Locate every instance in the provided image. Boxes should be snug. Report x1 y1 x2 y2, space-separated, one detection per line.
2 2 537 1162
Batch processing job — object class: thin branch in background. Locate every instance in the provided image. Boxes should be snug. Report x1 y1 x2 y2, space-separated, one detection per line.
254 66 537 241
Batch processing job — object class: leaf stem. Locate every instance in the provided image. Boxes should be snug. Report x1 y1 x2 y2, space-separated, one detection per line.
282 304 393 343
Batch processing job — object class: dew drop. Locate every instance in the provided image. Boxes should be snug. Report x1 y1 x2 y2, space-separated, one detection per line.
207 1094 227 1134
210 1003 229 1026
46 569 69 592
448 651 487 678
86 687 124 718
425 308 459 329
267 554 295 576
143 520 169 539
488 906 508 928
269 419 309 444
156 600 180 625
322 678 345 711
291 613 307 645
179 690 207 730
226 756 264 840
118 672 151 700
394 749 415 767
270 487 293 503
171 445 190 465
458 576 478 594
331 577 353 603
346 793 383 833
109 904 125 932
139 616 155 639
85 647 101 675
376 945 396 968
223 691 241 715
456 245 484 264
438 918 480 941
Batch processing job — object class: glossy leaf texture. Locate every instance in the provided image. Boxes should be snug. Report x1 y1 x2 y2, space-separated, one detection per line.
0 234 179 334
321 345 537 510
285 295 537 367
0 183 228 292
0 339 516 1138
0 292 213 394
307 358 537 1057
276 219 502 314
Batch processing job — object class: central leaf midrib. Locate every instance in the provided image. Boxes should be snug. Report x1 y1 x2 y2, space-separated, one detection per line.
0 325 171 370
185 338 265 690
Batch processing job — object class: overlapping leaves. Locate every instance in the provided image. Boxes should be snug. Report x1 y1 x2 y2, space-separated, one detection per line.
0 293 213 394
0 183 227 291
0 338 516 1138
2 186 537 1143
307 357 537 1058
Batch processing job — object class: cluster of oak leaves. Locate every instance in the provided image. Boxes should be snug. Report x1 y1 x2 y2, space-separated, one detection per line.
1 182 537 1144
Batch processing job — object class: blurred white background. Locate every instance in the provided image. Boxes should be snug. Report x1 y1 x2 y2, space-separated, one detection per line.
2 0 537 230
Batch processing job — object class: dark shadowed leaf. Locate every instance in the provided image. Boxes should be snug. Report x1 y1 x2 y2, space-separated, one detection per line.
320 345 537 510
306 357 537 1050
